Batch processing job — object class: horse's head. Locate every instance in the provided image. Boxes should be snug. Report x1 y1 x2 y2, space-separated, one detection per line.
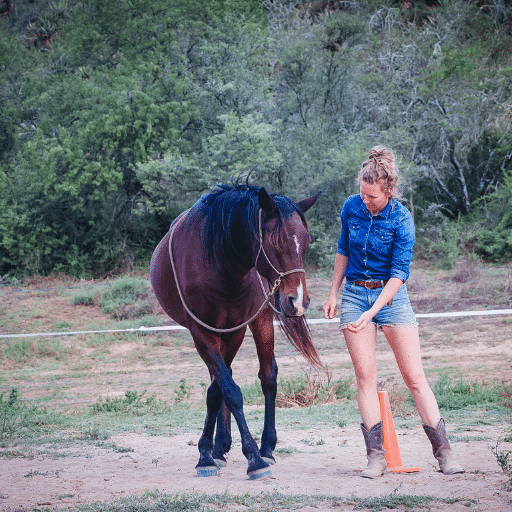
256 187 320 317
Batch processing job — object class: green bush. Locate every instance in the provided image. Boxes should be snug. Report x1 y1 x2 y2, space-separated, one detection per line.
89 389 169 415
98 277 151 314
474 170 512 262
0 388 36 439
71 290 96 305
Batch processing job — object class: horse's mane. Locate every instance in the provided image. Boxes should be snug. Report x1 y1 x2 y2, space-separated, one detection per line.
184 182 306 270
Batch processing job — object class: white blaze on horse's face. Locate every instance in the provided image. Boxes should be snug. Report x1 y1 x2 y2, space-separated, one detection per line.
292 281 305 316
293 234 300 255
277 213 311 316
256 210 312 317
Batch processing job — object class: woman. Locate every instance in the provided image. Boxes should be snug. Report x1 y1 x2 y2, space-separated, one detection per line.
323 146 463 478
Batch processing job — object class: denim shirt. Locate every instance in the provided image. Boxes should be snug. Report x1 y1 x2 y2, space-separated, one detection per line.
337 194 415 283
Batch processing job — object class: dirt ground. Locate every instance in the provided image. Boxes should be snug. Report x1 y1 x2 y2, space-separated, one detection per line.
1 423 511 511
1 268 512 510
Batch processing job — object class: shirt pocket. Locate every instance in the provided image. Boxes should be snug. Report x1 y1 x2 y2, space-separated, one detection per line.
372 227 394 252
348 222 363 244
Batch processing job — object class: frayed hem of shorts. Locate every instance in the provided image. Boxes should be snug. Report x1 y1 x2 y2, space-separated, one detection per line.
339 322 418 331
378 322 418 329
339 322 376 331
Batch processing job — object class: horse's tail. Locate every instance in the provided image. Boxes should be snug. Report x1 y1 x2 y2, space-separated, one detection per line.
277 314 326 372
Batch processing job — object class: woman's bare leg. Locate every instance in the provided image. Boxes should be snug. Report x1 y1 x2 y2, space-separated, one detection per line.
381 325 440 428
343 324 381 429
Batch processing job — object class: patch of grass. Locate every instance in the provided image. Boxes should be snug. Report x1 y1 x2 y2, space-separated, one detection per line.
241 380 264 405
98 277 152 315
274 401 360 432
500 385 512 409
449 434 492 442
24 469 60 478
491 439 512 490
117 315 162 332
53 321 72 331
89 389 171 416
58 494 75 500
173 378 192 403
277 374 354 408
47 488 478 512
80 425 112 441
433 373 504 410
110 443 134 453
349 483 478 511
274 445 299 456
71 290 95 305
300 437 325 446
351 493 436 511
0 388 69 443
241 374 355 408
0 337 73 366
0 388 34 439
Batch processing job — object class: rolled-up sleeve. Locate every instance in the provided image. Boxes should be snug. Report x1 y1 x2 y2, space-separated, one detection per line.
390 212 415 282
337 199 350 256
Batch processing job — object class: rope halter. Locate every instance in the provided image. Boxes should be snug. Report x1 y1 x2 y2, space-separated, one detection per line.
254 208 305 297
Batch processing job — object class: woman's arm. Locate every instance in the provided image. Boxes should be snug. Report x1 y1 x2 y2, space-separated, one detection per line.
346 277 403 332
323 253 348 319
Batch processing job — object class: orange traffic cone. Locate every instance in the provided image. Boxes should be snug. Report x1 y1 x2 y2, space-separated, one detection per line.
379 390 420 473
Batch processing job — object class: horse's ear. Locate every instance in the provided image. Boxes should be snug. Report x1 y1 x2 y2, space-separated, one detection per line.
258 187 278 218
297 191 321 213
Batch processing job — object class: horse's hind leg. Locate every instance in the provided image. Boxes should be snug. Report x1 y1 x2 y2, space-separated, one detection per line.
212 335 243 467
212 401 231 466
196 379 223 476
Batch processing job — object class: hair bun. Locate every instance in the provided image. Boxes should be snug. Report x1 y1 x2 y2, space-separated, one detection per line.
357 145 400 199
368 145 395 167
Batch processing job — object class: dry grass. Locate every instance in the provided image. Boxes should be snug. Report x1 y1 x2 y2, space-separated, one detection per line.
1 261 512 412
407 263 512 313
275 373 347 408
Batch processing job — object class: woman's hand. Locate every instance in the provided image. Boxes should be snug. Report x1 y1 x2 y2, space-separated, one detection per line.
346 278 403 332
323 254 348 319
323 294 338 319
346 311 373 333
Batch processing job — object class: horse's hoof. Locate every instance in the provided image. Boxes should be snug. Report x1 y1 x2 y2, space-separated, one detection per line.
262 457 275 465
248 466 272 480
213 458 227 468
197 466 218 477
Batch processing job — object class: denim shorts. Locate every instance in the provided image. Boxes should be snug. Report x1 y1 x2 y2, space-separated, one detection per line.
339 281 418 330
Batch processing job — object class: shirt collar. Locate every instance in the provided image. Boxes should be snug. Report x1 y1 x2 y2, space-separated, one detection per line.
357 196 394 219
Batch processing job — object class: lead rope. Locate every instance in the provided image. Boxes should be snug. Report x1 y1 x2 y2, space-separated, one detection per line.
168 208 305 333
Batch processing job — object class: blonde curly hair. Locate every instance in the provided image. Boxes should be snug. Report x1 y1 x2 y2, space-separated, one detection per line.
357 145 401 199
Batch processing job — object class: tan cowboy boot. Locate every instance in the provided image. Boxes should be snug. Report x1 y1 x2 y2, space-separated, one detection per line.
423 418 464 474
360 421 387 478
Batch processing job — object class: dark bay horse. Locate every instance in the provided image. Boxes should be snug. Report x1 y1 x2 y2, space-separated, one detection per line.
149 183 323 479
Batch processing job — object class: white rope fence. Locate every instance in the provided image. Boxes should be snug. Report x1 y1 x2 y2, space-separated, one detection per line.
1 309 512 339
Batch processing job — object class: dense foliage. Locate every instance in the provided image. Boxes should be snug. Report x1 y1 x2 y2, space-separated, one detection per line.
1 0 511 276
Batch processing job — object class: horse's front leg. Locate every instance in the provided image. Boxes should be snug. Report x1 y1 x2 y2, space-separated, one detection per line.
192 325 271 479
259 355 278 463
250 311 278 464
